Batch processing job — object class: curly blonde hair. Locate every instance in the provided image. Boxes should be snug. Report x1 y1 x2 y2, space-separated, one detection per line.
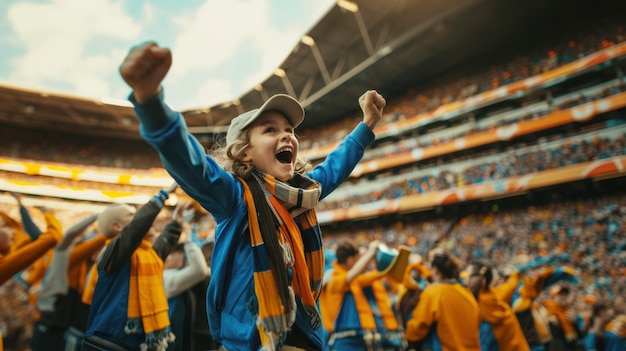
209 128 312 179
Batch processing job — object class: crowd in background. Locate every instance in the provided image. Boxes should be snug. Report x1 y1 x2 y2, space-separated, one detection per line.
318 126 626 211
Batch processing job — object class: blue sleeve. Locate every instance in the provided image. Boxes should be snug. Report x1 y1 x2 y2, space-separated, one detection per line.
19 205 42 239
575 314 586 333
131 91 241 220
307 122 375 199
583 332 598 351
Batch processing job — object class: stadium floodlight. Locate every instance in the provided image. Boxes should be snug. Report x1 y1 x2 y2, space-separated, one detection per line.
337 0 358 13
274 68 286 78
301 35 315 47
254 84 263 91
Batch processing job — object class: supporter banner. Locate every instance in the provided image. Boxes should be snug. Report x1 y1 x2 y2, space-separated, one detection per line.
318 155 626 224
0 178 153 204
301 41 626 161
351 91 626 177
0 158 172 187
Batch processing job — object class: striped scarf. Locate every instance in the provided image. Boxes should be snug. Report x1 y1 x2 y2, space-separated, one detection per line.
240 170 323 350
349 269 399 332
125 240 173 351
82 240 174 351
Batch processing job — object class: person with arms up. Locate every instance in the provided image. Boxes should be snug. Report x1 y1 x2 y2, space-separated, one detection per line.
119 41 385 351
162 202 211 351
465 259 530 351
404 247 481 351
81 183 181 351
30 211 101 351
541 284 584 351
320 239 404 351
0 202 63 351
510 257 580 351
583 302 614 351
0 207 62 286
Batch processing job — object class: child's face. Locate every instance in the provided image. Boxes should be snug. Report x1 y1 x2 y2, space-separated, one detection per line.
244 111 299 182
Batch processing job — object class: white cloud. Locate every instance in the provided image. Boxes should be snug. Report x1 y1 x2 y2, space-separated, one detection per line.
6 0 140 98
0 0 336 109
181 77 235 110
168 0 270 82
170 0 335 104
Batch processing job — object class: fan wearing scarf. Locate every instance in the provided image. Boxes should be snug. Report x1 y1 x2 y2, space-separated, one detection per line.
119 41 386 351
404 248 481 351
464 260 530 351
509 259 581 351
82 183 182 351
320 239 404 351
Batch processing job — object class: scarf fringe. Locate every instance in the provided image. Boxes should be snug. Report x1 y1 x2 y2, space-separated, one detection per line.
258 286 296 333
260 332 279 351
140 329 175 351
126 320 175 351
126 319 175 351
125 318 142 334
303 304 321 329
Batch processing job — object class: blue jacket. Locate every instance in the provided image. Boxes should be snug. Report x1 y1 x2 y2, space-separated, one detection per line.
134 93 375 351
85 198 181 349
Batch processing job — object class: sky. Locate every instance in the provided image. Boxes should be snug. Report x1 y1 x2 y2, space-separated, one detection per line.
0 0 335 110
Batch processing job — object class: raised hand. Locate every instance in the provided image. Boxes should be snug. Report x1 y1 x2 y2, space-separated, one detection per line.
166 181 179 195
359 90 386 130
119 41 173 103
9 192 23 205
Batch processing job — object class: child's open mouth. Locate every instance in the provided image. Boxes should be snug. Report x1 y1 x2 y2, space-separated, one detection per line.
276 148 293 164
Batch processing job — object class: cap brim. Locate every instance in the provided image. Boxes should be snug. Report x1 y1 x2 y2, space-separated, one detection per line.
240 94 304 130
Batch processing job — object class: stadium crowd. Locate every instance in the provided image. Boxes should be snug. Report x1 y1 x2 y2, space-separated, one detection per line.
2 184 625 350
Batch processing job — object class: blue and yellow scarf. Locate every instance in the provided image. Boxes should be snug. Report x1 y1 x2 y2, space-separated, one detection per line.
240 170 323 350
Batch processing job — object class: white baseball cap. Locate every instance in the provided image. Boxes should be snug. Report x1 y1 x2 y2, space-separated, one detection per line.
225 94 304 146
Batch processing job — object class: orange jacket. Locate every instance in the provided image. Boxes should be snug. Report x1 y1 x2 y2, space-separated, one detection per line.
0 212 62 286
405 281 481 351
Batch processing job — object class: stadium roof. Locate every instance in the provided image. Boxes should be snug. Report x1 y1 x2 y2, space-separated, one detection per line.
0 0 584 140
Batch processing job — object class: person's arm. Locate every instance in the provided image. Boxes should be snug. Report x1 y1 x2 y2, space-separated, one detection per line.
163 242 210 298
493 271 520 303
57 213 98 251
10 192 42 239
405 286 438 342
0 212 62 285
152 220 182 260
153 198 188 259
68 235 107 267
120 42 239 218
583 332 599 351
38 213 98 301
543 266 580 288
99 189 170 274
307 91 384 199
346 240 380 283
353 270 386 288
37 215 95 309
